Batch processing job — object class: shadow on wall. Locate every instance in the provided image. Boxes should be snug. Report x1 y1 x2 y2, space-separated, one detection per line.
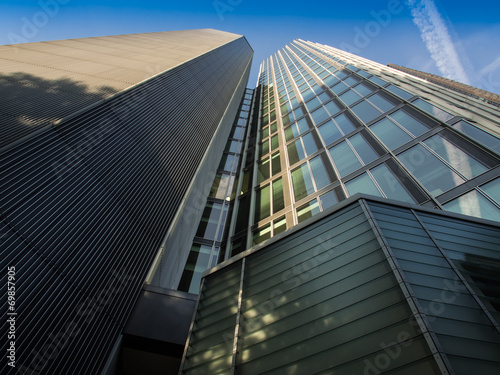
0 72 117 150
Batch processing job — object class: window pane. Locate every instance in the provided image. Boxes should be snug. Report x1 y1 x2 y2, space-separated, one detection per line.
318 120 342 146
310 155 331 189
324 101 340 115
273 216 287 235
413 98 454 122
370 163 415 203
386 85 413 100
297 199 320 223
324 75 340 87
219 153 235 171
334 113 356 134
285 123 299 141
354 82 374 97
287 139 306 165
351 100 381 124
297 117 310 133
310 106 330 125
452 120 500 153
368 75 386 86
423 134 488 179
349 133 378 164
178 244 213 293
480 178 500 205
260 139 269 156
443 190 500 222
306 97 321 112
253 224 271 245
389 109 428 137
319 190 338 210
368 93 395 112
370 117 413 150
343 76 359 87
345 173 382 197
302 132 318 155
329 141 363 177
291 164 315 201
272 152 281 175
271 135 279 150
255 185 271 221
331 81 349 94
210 173 235 200
398 144 464 195
339 90 362 106
196 202 223 239
273 178 285 212
257 159 270 183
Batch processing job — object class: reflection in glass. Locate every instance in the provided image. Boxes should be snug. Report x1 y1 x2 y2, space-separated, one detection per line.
452 120 500 153
310 155 331 190
480 178 500 205
273 216 287 235
178 244 213 294
413 98 454 122
318 120 343 146
345 173 382 198
351 100 381 124
398 144 464 195
255 185 271 221
196 202 223 240
273 178 285 212
320 190 338 210
287 139 306 165
291 164 315 201
297 199 320 223
423 134 488 179
329 141 362 177
443 190 500 222
389 109 428 137
371 164 414 203
370 118 413 150
349 133 378 164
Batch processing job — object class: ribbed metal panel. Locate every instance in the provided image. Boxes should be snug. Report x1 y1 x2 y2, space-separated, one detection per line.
0 33 253 374
0 29 244 150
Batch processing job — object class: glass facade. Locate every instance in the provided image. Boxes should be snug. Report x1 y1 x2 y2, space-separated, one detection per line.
180 197 500 375
177 89 254 293
225 39 500 256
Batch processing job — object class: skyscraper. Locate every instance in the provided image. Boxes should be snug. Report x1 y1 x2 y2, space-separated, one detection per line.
1 32 500 375
178 40 500 374
0 29 253 375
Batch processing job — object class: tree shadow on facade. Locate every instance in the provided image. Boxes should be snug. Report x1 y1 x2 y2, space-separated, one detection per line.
0 72 117 150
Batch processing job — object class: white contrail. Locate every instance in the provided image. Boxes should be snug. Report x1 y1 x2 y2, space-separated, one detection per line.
406 0 470 84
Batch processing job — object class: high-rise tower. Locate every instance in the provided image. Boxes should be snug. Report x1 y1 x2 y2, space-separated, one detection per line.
2 33 500 375
179 40 500 375
0 29 253 375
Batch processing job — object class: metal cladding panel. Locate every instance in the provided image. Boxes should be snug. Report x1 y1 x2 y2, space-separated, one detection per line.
367 201 500 374
0 29 244 150
181 201 440 375
0 34 253 374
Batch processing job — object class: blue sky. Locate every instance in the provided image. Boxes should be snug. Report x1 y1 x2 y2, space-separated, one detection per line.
1 0 499 93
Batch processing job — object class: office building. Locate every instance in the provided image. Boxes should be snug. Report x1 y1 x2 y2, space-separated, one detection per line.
178 40 500 374
1 33 500 375
0 29 253 374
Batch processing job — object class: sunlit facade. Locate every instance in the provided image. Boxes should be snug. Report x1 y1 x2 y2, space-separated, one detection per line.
226 39 500 255
178 40 500 375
